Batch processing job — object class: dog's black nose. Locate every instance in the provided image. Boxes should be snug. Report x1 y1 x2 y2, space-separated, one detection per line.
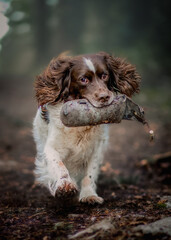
99 93 110 102
95 92 110 103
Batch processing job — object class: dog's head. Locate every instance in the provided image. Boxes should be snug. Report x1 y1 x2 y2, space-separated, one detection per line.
35 52 141 107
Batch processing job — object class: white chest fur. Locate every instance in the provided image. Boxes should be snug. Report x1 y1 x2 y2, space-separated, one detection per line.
33 103 108 181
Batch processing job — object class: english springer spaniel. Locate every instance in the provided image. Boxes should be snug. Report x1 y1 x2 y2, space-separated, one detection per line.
33 52 140 204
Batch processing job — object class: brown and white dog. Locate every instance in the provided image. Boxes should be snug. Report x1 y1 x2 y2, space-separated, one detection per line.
33 52 140 204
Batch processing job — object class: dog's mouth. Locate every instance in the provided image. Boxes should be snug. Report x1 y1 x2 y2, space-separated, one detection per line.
64 96 114 108
83 97 114 109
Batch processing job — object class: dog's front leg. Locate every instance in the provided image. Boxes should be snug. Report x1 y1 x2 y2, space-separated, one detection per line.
44 140 78 198
79 148 104 205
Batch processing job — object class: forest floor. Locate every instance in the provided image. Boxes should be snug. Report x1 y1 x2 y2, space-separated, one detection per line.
0 77 171 239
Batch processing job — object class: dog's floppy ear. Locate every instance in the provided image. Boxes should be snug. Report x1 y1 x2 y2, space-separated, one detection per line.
35 54 72 106
102 52 141 97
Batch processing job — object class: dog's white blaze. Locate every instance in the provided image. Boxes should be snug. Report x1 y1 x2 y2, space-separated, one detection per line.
84 58 96 73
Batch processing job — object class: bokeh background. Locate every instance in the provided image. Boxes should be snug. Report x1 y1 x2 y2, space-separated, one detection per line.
0 0 171 180
0 2 171 238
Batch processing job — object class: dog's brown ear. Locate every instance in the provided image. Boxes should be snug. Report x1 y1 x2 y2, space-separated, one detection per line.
35 54 72 106
102 53 141 97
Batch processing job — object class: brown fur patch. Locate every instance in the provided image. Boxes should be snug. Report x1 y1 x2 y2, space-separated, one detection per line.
34 54 72 106
99 52 141 97
34 52 141 108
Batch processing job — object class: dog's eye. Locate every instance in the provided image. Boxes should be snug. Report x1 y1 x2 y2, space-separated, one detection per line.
101 73 108 81
80 77 89 84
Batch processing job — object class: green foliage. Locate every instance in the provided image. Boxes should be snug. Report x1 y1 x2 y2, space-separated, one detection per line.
156 203 167 209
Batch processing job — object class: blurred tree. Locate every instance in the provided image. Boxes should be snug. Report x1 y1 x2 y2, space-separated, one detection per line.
32 0 49 64
0 0 170 86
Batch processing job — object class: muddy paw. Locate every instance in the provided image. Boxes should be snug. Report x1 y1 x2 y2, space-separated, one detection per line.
80 195 104 205
55 180 78 199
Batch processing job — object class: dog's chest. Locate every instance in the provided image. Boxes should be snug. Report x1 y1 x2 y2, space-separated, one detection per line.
62 126 101 154
54 125 103 171
66 127 102 177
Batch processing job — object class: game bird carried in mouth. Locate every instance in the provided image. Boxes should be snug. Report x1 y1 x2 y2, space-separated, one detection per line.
60 94 154 141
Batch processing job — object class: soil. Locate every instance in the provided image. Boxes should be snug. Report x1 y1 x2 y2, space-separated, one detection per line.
0 76 170 239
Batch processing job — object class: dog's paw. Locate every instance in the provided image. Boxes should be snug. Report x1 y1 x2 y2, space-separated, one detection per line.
55 180 78 199
80 195 104 205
